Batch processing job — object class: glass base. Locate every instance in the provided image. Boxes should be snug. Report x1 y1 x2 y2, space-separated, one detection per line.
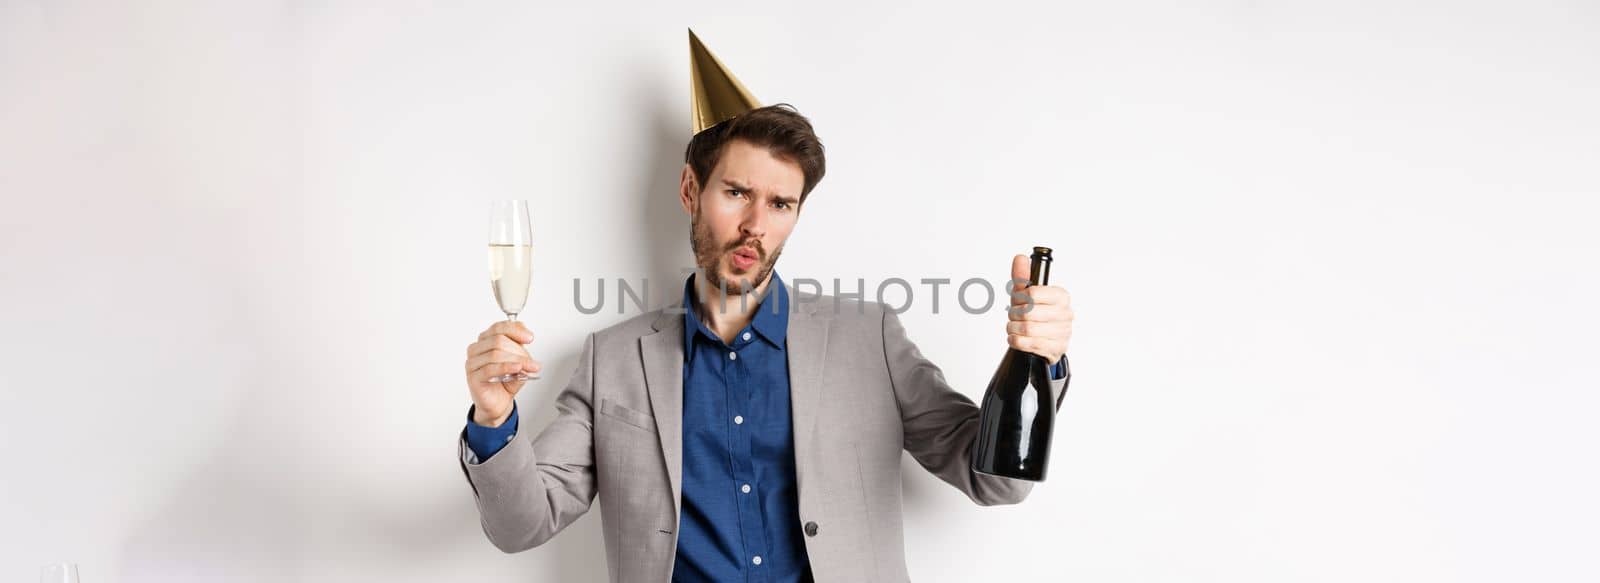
488 371 539 383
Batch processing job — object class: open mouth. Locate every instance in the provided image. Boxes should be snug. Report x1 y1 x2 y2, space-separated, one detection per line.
730 247 759 269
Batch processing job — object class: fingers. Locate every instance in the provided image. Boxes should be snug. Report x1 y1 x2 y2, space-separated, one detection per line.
1007 333 1068 362
1010 254 1029 290
470 360 543 386
1006 256 1072 361
467 332 534 359
466 321 540 383
470 361 538 387
465 348 541 375
1005 320 1072 338
1010 284 1071 307
477 320 533 343
1008 300 1075 323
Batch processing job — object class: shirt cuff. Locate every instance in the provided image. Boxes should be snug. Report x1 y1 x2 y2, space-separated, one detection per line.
1048 356 1069 381
464 403 519 461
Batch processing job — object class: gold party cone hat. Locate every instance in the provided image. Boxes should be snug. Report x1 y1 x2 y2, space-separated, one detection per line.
689 29 761 134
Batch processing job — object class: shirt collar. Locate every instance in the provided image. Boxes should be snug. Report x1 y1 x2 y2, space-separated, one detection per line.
681 271 789 356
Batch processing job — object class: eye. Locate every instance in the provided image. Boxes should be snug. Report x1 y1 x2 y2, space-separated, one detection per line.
727 189 745 199
772 200 792 211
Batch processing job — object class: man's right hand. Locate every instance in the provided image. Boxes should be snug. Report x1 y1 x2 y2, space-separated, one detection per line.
464 320 543 427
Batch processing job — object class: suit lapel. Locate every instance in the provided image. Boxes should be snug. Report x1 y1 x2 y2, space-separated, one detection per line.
642 310 685 517
785 301 830 489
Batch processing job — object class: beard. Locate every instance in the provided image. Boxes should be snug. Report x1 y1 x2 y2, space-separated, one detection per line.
690 208 783 297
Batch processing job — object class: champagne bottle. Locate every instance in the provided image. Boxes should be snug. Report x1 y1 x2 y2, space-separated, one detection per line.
972 246 1060 481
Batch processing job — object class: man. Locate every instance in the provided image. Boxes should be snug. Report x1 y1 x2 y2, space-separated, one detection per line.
457 31 1074 582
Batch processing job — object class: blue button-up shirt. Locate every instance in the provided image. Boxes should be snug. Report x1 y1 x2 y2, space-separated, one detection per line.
674 272 810 582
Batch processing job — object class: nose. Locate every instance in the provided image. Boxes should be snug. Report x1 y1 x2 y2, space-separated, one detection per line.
738 205 767 244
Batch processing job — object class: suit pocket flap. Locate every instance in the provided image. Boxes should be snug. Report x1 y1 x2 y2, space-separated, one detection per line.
599 397 657 431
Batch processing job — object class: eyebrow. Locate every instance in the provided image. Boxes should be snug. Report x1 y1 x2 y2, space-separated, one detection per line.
721 179 800 206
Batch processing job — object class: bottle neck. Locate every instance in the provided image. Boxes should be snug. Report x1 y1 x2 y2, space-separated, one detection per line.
1028 254 1051 287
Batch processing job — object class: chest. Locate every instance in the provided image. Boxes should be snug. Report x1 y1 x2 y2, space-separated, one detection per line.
681 338 795 461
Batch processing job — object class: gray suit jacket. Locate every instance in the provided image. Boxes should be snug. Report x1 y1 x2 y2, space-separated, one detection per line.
457 294 1069 582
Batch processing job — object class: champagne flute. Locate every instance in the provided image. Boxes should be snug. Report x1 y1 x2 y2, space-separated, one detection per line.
487 200 538 383
41 563 79 583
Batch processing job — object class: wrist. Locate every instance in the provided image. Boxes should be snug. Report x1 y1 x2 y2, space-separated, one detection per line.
472 404 512 428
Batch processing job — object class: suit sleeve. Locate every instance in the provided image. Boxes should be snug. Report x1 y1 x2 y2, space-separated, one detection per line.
456 332 599 553
881 309 1068 506
1052 356 1072 410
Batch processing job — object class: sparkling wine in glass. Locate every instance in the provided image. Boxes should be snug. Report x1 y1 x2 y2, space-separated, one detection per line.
40 563 79 583
487 200 538 383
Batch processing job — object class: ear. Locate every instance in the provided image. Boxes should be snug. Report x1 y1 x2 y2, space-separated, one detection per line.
678 163 698 217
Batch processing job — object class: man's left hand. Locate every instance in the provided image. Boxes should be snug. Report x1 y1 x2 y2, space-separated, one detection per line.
1005 254 1073 364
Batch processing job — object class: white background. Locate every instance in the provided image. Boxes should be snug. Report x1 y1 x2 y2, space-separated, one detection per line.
3 1 1597 581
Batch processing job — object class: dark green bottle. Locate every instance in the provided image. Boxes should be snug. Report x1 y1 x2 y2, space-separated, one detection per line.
972 246 1059 481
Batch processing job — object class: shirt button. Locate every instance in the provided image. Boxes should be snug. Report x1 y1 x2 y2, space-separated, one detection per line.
752 556 762 566
804 521 819 537
734 415 744 425
741 484 751 493
728 351 737 361
742 332 752 341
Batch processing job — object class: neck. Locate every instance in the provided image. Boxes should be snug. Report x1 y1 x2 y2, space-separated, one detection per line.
694 271 771 345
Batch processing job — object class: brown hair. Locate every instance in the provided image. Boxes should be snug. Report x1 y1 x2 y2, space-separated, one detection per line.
685 103 826 204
